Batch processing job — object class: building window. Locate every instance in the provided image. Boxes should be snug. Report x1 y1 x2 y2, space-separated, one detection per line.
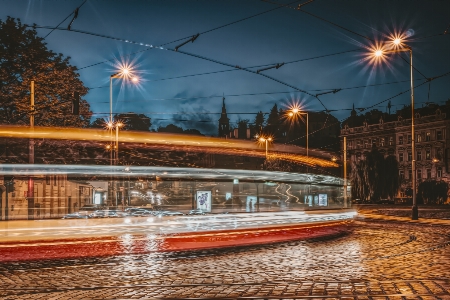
417 134 422 142
417 151 422 161
389 137 393 145
380 138 385 146
46 176 50 185
407 152 412 161
427 169 432 179
53 176 57 186
399 170 404 180
437 167 442 178
437 130 443 140
417 169 422 179
408 169 412 179
357 140 361 148
426 132 431 141
364 140 368 148
399 136 403 145
407 135 412 144
399 153 404 162
437 148 443 160
426 149 431 160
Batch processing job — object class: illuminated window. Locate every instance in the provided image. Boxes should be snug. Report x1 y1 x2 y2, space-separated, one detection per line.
389 137 393 145
380 138 385 146
417 134 422 142
426 132 431 141
426 149 431 160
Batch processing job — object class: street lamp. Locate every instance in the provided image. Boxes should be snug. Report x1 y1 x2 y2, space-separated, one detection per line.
371 36 417 220
109 68 139 165
257 136 273 159
287 106 308 158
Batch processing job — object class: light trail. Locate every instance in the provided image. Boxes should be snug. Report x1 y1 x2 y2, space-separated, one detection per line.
0 125 338 167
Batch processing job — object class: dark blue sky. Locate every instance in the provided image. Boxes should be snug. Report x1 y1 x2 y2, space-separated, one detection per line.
2 0 450 135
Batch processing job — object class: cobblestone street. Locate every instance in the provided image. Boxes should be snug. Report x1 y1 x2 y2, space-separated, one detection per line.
1 219 450 299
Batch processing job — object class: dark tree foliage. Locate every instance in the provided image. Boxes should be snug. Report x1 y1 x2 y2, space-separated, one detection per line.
417 180 448 205
265 104 279 134
351 146 400 202
157 124 203 135
90 118 106 129
115 113 151 131
0 17 91 126
253 111 265 132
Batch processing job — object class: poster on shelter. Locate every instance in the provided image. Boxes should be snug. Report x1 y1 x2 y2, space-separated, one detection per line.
196 191 212 212
318 194 328 206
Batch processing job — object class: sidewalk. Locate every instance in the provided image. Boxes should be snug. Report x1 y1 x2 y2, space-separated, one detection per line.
357 211 450 226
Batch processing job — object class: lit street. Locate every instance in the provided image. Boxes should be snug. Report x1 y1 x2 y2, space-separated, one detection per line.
1 218 450 299
1 0 450 299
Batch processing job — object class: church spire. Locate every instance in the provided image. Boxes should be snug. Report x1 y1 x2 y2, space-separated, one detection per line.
218 94 230 137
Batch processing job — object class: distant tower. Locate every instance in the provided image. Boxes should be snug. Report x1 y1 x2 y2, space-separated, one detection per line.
218 96 230 137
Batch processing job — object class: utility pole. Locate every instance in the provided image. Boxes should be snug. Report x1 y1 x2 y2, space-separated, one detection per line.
28 81 35 220
343 136 347 208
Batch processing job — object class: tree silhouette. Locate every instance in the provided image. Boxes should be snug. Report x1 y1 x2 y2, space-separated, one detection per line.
0 17 91 127
351 146 400 202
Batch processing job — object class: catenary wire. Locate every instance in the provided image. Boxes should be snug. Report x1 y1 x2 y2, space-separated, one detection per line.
43 0 87 39
74 0 305 70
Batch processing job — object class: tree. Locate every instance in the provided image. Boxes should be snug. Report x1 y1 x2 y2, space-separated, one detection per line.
0 17 91 127
265 104 279 133
115 113 151 131
350 146 400 202
158 124 184 134
253 111 265 133
90 118 106 129
418 180 448 205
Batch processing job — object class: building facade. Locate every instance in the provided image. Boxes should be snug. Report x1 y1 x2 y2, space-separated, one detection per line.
0 175 94 220
341 104 450 198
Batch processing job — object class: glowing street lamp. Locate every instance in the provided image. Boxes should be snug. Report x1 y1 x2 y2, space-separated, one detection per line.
109 67 139 166
286 105 308 158
258 136 273 159
369 35 417 220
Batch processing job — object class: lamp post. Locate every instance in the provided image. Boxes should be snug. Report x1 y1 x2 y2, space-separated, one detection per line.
258 136 273 159
372 37 417 220
287 108 308 158
109 69 138 165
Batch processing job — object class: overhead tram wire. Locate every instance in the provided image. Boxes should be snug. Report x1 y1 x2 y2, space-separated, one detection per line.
88 48 360 90
28 25 329 111
76 0 305 70
261 0 429 79
43 0 87 39
88 77 427 104
284 70 450 145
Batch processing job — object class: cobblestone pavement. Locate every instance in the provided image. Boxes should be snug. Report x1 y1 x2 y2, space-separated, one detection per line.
1 220 450 299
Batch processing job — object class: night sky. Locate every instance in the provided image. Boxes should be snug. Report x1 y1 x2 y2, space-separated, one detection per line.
2 0 449 135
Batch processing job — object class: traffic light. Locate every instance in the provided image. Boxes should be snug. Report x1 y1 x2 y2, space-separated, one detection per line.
72 91 80 115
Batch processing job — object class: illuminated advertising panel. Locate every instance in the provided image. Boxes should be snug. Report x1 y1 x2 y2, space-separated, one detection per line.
318 194 328 206
196 191 212 212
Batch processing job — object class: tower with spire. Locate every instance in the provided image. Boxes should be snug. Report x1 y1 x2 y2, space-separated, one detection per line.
218 96 230 137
